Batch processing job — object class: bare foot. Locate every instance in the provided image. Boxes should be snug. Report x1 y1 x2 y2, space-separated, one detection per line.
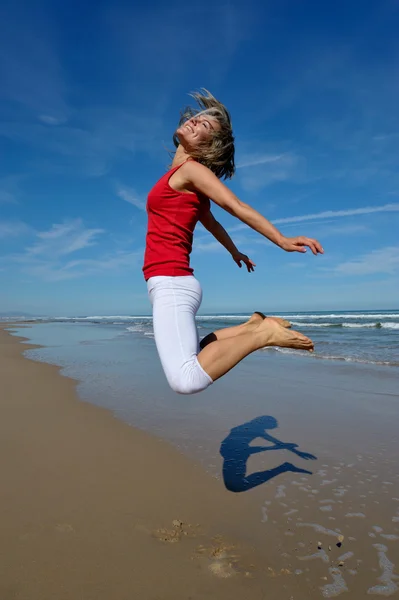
250 312 291 329
270 316 291 328
247 312 266 326
255 318 314 352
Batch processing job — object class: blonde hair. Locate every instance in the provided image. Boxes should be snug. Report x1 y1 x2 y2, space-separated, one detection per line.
172 89 236 180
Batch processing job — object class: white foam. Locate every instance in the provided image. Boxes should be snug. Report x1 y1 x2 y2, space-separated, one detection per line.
367 544 399 596
342 322 380 328
275 485 286 499
339 552 354 561
299 549 330 563
297 523 341 537
82 315 150 320
321 568 348 598
290 321 395 329
284 509 298 516
262 347 398 367
126 325 148 333
280 313 399 320
291 322 337 328
321 479 338 487
196 315 251 320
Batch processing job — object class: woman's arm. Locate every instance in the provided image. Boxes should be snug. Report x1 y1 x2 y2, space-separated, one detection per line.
183 161 323 255
200 210 238 255
200 211 256 272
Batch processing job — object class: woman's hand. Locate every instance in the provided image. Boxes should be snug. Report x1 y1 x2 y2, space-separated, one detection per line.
231 251 256 272
280 236 324 255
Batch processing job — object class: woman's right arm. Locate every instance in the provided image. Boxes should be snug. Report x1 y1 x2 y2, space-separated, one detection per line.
182 161 323 255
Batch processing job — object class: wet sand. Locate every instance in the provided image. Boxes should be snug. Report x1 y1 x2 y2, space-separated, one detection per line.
1 324 399 599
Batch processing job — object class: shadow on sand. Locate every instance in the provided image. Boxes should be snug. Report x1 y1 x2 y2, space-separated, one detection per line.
220 415 317 493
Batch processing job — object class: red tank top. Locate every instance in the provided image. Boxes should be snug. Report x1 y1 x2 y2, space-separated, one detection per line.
142 161 210 280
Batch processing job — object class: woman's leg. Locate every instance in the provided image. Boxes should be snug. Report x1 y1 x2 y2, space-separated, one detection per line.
147 275 313 394
197 318 313 382
147 276 212 395
199 312 291 349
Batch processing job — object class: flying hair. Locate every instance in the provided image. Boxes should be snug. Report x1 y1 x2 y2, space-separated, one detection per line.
172 88 236 180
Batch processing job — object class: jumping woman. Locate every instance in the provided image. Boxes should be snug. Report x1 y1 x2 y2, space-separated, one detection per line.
143 89 323 395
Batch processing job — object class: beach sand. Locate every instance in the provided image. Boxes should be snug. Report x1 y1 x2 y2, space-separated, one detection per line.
0 325 267 599
1 324 399 599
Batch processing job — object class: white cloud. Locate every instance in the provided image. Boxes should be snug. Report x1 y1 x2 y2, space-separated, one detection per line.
237 153 302 191
236 154 287 169
117 186 146 210
194 240 225 253
26 220 104 257
39 115 66 125
1 218 142 281
229 203 399 234
25 250 143 282
317 224 370 237
335 246 399 276
273 203 399 225
193 232 261 255
0 220 30 238
0 190 16 204
0 109 163 178
0 174 24 204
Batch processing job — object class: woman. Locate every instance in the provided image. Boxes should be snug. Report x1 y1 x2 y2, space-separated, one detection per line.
143 89 323 395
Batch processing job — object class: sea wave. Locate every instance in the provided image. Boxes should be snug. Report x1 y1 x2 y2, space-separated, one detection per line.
126 325 149 333
342 322 399 330
3 312 398 324
196 315 251 320
197 313 399 321
288 321 399 329
277 313 399 320
260 347 399 367
73 315 151 321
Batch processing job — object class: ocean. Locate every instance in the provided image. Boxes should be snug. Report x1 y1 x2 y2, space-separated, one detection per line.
3 309 398 367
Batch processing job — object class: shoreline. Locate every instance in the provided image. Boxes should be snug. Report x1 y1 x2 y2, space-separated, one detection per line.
3 311 397 369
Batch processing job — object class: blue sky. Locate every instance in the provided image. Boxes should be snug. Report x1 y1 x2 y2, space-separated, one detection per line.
1 0 398 316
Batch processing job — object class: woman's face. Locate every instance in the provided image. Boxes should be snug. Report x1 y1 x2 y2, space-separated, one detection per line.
176 114 220 151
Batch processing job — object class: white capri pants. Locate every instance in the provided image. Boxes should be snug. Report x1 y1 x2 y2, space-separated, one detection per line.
147 276 213 395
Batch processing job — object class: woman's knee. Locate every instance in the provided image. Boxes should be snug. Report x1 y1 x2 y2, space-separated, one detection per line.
168 375 204 395
167 364 212 395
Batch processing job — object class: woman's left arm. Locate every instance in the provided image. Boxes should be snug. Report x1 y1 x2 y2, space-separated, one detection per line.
200 211 255 272
183 161 323 255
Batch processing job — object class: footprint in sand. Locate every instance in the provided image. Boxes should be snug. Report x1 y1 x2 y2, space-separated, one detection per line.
153 521 244 580
208 551 236 578
153 519 197 543
197 539 242 578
